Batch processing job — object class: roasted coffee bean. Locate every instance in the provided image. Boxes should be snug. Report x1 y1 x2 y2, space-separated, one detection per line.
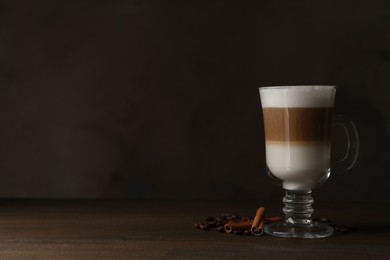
243 229 251 235
240 217 252 222
215 226 225 232
226 214 240 221
335 225 348 233
215 217 224 223
199 223 209 230
313 217 332 223
195 222 209 231
206 221 217 228
220 213 234 219
335 224 356 233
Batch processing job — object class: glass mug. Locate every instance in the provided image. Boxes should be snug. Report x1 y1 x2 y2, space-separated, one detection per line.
259 85 359 239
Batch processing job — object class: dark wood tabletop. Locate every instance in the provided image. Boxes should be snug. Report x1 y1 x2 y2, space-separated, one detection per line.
0 199 389 259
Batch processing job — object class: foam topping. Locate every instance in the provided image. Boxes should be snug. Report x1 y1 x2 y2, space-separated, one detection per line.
259 85 336 108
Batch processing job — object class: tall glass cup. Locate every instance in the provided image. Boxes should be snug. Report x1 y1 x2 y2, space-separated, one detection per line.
259 85 359 239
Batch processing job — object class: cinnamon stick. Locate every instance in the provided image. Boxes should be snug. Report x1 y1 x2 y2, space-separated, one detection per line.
265 216 283 223
224 220 252 234
251 207 266 236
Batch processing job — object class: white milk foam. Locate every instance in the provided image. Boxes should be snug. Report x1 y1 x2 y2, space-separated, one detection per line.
259 85 336 108
266 142 331 190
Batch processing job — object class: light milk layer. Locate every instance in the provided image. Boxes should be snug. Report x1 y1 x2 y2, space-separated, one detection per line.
265 142 331 190
259 85 335 108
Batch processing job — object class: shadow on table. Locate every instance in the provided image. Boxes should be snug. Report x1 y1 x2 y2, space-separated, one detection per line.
350 223 390 237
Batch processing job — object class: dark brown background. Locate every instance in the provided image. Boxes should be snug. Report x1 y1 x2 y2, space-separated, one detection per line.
0 0 389 202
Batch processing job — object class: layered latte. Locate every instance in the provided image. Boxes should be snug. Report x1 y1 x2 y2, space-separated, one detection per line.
260 86 335 190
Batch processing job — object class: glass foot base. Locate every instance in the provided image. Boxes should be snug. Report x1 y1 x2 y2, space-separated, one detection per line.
265 221 334 239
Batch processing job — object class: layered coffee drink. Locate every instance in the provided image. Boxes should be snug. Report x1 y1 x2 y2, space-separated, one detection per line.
259 85 359 239
260 86 336 190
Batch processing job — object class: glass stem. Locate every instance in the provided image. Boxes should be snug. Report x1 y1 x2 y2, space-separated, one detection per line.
283 190 314 225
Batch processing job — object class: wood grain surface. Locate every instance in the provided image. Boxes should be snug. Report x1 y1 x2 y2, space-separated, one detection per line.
0 200 389 259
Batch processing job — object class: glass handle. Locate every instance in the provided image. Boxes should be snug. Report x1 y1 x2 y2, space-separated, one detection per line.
331 115 360 174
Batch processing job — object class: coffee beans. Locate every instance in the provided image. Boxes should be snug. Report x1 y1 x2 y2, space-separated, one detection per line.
313 217 333 224
195 213 253 235
334 224 357 233
313 217 357 234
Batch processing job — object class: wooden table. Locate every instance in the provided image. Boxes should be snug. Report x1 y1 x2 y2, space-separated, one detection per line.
0 199 389 259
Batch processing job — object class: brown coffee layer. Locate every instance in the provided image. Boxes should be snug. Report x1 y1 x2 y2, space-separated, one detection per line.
262 107 332 142
265 140 330 146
